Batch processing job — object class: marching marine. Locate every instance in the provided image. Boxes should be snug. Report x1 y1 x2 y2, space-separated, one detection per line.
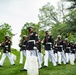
19 35 28 64
53 39 58 63
36 38 43 68
21 26 40 71
56 35 65 65
69 41 75 65
0 34 15 67
42 31 56 67
63 38 70 64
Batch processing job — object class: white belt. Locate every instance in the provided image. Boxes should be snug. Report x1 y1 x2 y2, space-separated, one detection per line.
46 42 52 45
5 45 8 48
73 49 75 50
28 40 35 44
0 44 1 46
59 45 63 47
66 47 70 49
22 45 26 47
6 51 8 53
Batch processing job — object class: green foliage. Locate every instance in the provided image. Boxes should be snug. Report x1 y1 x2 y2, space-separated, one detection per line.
51 6 76 41
51 21 76 42
38 2 59 30
51 22 67 39
38 30 45 40
67 33 76 42
20 22 30 37
64 9 76 32
64 0 76 9
0 23 12 42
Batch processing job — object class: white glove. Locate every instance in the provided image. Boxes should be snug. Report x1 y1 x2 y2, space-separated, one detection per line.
33 47 37 50
0 44 1 46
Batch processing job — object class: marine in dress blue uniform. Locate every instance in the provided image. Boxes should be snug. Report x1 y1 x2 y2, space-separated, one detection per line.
19 35 28 64
56 35 64 65
0 34 15 67
63 38 70 64
21 26 40 71
42 31 56 67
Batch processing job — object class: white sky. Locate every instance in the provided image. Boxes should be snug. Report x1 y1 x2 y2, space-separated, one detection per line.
0 0 60 50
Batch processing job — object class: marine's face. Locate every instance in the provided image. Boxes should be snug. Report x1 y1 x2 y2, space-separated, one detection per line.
23 37 26 40
5 36 9 40
58 37 61 40
46 31 49 35
29 28 33 33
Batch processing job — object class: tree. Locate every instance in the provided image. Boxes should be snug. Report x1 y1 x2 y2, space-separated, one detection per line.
0 23 13 42
64 9 76 32
38 2 59 30
51 22 67 39
57 0 69 23
64 0 76 9
51 0 76 41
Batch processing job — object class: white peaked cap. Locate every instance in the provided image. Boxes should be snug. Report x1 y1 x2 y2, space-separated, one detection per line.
57 35 61 38
65 38 68 41
70 41 73 43
5 34 10 36
23 35 27 37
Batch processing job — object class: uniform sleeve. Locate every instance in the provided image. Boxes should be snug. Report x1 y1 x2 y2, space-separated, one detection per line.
19 43 22 47
7 40 12 47
51 37 54 48
34 32 39 41
42 36 46 45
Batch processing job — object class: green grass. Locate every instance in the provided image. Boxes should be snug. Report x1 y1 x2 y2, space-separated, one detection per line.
0 50 76 75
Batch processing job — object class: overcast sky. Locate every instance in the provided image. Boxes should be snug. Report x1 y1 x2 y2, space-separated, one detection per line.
0 0 60 49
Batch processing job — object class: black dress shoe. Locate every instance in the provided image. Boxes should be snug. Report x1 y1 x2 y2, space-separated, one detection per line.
44 66 48 67
66 62 68 64
20 69 27 71
39 66 42 69
12 64 15 66
0 65 2 67
58 64 61 66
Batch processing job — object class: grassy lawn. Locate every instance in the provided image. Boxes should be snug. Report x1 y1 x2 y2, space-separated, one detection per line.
0 50 76 75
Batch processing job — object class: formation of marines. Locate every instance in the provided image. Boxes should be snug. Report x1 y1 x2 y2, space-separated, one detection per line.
0 26 76 71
